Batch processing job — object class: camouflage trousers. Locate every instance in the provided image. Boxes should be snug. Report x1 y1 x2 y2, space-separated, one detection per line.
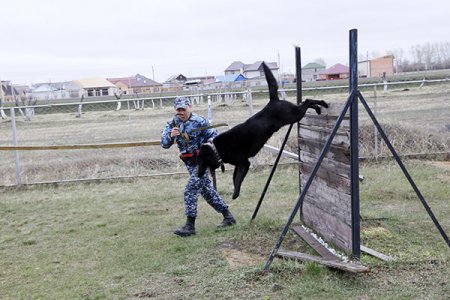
184 163 228 218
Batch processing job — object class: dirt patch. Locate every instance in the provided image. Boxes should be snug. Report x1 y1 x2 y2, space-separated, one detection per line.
221 242 263 269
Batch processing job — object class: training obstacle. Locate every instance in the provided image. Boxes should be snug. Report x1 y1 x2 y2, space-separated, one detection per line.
252 29 449 273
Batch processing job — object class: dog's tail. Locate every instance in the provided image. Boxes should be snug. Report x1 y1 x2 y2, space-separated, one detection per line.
262 62 279 102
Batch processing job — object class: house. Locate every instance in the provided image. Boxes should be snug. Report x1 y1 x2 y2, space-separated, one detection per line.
224 61 279 79
162 74 187 93
358 55 394 78
30 82 70 100
1 81 19 102
108 74 162 95
215 74 246 83
319 63 349 80
66 77 119 98
302 62 326 82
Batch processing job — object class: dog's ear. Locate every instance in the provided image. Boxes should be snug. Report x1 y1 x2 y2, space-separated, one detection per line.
197 146 209 177
197 144 214 177
262 62 279 102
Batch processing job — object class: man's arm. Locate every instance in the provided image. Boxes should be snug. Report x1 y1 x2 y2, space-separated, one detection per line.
161 121 175 149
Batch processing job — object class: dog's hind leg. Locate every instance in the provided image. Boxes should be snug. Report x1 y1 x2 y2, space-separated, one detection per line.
232 161 250 200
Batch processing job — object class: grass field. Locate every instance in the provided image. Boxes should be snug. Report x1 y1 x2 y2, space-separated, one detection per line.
1 161 449 299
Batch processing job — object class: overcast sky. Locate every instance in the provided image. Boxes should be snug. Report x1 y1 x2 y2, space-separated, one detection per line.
1 0 449 85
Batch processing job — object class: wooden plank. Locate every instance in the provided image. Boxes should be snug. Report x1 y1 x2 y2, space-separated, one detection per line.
291 226 339 261
299 138 350 164
300 162 351 192
276 249 370 273
299 126 350 145
302 202 352 253
361 245 395 262
300 151 351 179
305 102 348 116
301 114 350 128
301 177 351 211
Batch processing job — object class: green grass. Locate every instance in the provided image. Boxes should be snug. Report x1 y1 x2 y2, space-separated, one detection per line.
0 161 449 299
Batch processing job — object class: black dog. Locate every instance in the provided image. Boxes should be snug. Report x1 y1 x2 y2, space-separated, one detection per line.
198 62 328 199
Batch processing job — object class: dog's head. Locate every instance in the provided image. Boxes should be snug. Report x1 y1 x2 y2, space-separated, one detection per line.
197 142 224 177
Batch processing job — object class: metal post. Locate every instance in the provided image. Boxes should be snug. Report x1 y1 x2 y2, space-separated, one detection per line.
10 107 22 186
349 28 361 260
251 123 293 221
295 46 303 200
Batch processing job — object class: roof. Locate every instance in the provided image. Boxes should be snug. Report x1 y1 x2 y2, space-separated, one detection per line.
107 76 137 86
107 74 161 87
225 61 245 71
215 74 247 82
72 77 117 89
245 61 278 71
134 74 161 87
320 63 349 75
303 62 326 69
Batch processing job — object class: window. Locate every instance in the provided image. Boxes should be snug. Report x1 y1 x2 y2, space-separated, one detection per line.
102 88 109 96
87 89 94 97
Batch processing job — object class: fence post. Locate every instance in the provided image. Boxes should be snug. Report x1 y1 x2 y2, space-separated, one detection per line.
247 90 253 116
10 107 22 186
207 95 212 123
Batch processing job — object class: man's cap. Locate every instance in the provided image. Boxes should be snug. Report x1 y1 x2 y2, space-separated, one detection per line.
173 96 191 110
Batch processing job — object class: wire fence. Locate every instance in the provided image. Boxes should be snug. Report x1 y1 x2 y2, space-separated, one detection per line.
0 79 449 187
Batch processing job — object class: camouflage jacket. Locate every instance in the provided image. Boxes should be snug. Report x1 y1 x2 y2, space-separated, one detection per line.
161 112 218 154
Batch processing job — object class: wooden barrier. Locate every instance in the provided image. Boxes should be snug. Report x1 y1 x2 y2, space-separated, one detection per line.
299 103 352 253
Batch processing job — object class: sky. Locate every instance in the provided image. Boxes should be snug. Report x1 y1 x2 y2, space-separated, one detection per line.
1 0 449 85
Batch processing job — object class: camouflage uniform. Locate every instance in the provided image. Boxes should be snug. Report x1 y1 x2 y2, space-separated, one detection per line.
161 99 229 218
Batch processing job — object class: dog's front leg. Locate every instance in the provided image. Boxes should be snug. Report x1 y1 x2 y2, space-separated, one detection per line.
232 161 250 200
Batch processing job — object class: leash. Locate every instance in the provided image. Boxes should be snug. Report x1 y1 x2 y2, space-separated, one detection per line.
191 123 228 132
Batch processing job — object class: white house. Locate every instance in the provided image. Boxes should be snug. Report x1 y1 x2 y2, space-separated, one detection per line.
66 77 119 98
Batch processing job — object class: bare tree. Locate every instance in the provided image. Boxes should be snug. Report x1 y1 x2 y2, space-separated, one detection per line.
16 91 37 121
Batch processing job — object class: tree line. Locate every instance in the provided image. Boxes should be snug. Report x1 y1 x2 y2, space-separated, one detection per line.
390 41 450 72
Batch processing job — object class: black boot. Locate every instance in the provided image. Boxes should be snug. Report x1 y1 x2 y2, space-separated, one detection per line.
174 216 196 237
217 209 236 228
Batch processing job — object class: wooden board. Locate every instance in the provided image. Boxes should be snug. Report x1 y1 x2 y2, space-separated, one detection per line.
291 226 339 261
302 202 353 252
299 102 353 254
276 249 370 274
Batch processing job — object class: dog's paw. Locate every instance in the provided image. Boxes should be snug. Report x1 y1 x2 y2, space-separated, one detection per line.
321 100 329 108
232 191 240 200
314 106 322 115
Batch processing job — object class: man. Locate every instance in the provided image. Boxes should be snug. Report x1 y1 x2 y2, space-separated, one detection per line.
161 96 236 237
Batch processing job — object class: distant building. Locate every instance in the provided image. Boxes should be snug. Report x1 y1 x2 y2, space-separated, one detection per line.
302 62 326 82
30 82 70 100
319 63 349 80
1 81 19 102
66 77 119 98
224 61 279 79
358 55 394 78
108 74 162 95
